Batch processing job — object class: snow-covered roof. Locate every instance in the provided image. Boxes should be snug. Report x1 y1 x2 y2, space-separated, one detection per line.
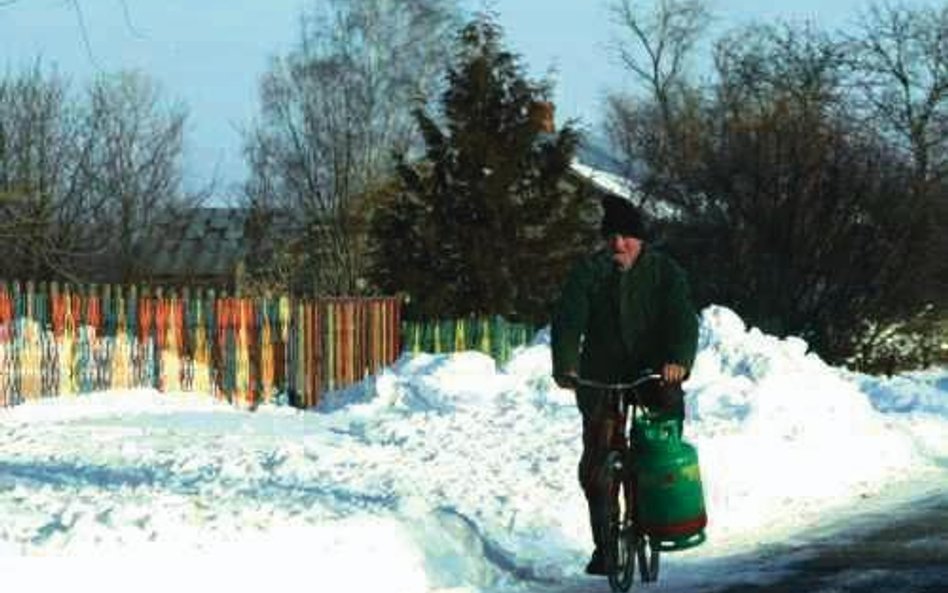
569 160 637 202
568 159 683 221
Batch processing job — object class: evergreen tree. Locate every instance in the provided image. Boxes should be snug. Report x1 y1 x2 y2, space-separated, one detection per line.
369 15 598 322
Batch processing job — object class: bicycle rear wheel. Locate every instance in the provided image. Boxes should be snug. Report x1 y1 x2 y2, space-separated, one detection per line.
604 451 635 592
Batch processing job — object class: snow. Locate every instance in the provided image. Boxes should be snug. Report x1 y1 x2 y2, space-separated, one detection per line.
1 305 946 593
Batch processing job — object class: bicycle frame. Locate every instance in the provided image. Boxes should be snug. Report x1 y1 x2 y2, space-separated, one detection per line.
573 373 665 591
573 373 664 435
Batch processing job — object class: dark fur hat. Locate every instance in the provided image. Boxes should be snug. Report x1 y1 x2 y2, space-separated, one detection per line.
600 194 646 238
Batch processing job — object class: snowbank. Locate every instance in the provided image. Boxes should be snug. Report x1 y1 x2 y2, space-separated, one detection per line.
1 305 946 593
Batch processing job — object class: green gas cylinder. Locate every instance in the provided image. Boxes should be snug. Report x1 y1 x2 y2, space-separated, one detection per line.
633 415 707 551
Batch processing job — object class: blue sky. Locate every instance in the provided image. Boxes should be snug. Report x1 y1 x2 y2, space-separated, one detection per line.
0 0 937 196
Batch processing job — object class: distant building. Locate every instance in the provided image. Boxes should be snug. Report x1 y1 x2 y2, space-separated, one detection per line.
133 207 304 291
559 144 680 227
129 121 659 291
536 101 679 221
132 207 250 289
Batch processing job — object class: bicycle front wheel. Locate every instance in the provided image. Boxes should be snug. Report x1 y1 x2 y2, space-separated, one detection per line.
636 534 660 582
603 451 635 592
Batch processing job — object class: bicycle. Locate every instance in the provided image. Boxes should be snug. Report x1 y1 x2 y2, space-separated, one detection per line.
574 373 667 593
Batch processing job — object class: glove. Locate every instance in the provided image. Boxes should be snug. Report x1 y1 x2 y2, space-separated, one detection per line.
642 381 684 415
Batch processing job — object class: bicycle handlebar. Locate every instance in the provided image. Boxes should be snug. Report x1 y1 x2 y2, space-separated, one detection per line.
572 373 664 391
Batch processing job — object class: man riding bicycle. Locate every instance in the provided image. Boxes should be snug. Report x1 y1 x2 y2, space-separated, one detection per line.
551 194 699 576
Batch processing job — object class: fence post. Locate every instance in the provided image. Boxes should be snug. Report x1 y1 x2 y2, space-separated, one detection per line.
203 288 216 397
259 293 273 404
277 294 290 398
110 284 126 390
325 299 334 395
180 287 192 392
0 281 9 407
19 280 39 400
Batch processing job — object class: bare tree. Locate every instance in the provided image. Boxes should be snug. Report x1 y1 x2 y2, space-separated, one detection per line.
605 0 710 205
244 0 458 295
604 15 938 362
84 71 191 281
713 23 846 121
609 0 710 148
0 0 145 65
847 1 948 185
0 65 193 283
0 65 96 281
845 1 948 308
600 3 945 367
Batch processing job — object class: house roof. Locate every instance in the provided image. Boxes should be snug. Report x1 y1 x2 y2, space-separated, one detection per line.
570 139 682 221
135 207 249 279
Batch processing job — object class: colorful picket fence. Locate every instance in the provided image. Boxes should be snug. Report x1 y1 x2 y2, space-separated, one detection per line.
402 316 539 365
0 281 402 409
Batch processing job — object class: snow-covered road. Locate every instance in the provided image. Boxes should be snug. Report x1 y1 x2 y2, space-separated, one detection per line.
1 306 946 593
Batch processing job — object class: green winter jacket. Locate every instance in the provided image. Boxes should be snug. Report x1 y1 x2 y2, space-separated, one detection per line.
551 245 699 387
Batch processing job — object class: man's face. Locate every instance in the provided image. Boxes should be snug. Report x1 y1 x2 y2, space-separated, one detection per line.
605 233 642 268
606 233 640 255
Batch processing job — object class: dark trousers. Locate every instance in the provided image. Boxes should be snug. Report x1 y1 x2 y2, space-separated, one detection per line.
577 383 684 550
579 402 628 550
